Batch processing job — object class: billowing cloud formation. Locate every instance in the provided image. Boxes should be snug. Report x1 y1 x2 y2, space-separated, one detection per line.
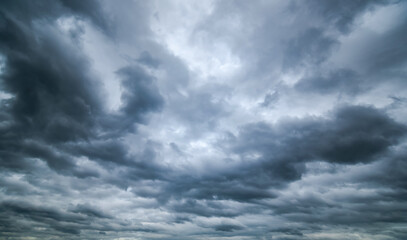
1 0 407 239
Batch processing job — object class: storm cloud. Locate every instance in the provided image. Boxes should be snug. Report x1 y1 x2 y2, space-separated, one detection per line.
1 0 407 239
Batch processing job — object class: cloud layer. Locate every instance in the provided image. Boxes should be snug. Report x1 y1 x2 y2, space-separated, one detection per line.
1 0 407 239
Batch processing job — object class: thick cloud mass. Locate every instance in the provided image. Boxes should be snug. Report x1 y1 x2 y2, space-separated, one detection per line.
1 0 407 239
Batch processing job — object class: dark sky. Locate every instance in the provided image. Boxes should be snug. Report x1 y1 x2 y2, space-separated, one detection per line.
1 0 407 239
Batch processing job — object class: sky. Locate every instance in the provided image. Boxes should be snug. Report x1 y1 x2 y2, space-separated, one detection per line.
0 0 407 239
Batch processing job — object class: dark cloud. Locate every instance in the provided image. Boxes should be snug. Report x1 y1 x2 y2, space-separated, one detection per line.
270 228 304 236
316 106 405 163
360 148 407 191
60 0 111 32
1 0 406 239
0 0 109 33
165 105 405 208
0 200 158 238
0 201 86 235
0 15 100 141
358 19 407 79
283 28 338 69
295 69 363 95
137 51 161 68
0 1 165 237
232 105 405 165
117 65 164 125
0 0 164 173
255 147 407 238
64 140 129 165
214 223 244 232
303 0 385 33
171 199 240 218
133 105 407 227
70 203 113 219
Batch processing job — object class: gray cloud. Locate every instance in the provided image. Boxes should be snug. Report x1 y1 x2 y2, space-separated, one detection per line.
303 0 386 33
232 105 405 165
117 65 164 125
1 0 407 239
295 69 363 95
283 27 338 69
214 223 244 232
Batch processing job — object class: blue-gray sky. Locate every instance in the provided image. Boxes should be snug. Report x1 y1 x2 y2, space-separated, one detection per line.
1 0 407 239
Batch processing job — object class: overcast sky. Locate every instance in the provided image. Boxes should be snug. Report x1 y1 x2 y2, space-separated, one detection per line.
0 0 407 239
